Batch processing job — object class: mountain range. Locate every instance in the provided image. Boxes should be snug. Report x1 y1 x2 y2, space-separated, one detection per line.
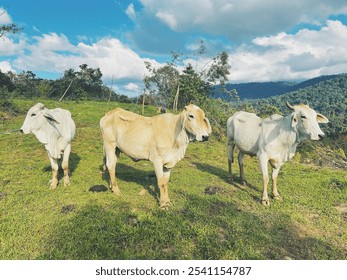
216 74 340 101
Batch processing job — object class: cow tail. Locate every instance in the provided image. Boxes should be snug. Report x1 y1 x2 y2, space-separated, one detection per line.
102 143 107 171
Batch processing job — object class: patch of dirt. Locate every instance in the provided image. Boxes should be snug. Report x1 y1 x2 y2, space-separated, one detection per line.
61 204 76 214
0 192 7 199
335 204 347 221
335 204 347 213
139 189 147 196
1 180 10 186
204 186 225 195
89 185 108 192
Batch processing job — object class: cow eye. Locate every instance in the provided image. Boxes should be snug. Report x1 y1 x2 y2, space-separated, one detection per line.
31 113 37 117
189 114 194 119
301 115 306 119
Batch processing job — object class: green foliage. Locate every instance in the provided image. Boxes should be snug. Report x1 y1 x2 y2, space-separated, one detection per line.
0 23 22 37
143 41 234 111
0 65 134 103
200 98 234 140
1 100 347 260
178 64 210 107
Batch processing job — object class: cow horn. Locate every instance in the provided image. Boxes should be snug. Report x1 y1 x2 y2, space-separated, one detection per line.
286 101 295 110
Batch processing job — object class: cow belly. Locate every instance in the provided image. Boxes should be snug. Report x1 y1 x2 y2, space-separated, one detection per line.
117 141 150 160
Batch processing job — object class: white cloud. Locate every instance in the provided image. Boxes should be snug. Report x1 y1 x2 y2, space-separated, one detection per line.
125 3 136 21
0 36 26 56
9 33 161 95
229 20 347 82
155 12 177 29
138 0 347 41
0 7 12 24
31 32 77 52
124 82 139 91
0 61 15 72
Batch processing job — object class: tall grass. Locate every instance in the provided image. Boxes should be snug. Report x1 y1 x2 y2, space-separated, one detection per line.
0 99 346 260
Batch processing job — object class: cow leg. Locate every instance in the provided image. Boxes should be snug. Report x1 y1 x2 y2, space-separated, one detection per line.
259 154 270 206
62 143 71 186
104 142 120 194
48 154 59 190
238 151 246 185
227 143 235 181
159 169 172 209
272 167 282 201
153 161 171 209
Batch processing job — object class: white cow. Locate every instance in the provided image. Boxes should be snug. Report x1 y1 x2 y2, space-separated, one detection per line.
100 104 212 209
227 102 329 206
20 103 76 189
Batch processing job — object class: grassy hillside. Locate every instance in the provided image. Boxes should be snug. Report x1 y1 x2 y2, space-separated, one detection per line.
0 99 346 260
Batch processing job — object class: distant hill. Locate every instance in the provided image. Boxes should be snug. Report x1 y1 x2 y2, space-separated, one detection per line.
214 74 340 101
238 74 347 137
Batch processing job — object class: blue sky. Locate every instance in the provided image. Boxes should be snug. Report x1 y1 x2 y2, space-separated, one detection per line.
1 0 347 97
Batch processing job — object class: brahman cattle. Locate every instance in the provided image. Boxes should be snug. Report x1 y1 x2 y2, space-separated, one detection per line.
227 102 329 206
100 104 212 209
20 103 76 189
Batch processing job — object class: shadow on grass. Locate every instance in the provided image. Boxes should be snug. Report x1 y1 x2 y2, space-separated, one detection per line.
193 162 261 202
37 193 347 260
100 162 159 203
42 152 81 183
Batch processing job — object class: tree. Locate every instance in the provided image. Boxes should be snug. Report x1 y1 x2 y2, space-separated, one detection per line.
0 23 22 37
0 8 22 38
143 40 234 111
144 63 179 108
50 64 107 100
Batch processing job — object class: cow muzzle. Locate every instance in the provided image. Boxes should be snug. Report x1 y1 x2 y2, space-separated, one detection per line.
202 135 209 142
19 127 30 134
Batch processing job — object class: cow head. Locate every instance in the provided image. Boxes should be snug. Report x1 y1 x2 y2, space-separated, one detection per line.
286 101 329 141
182 104 212 142
20 103 59 135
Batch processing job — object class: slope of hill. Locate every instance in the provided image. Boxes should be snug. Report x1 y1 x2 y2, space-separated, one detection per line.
215 74 340 100
243 74 347 137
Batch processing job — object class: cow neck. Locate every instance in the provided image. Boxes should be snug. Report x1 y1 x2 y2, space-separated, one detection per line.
161 112 189 169
173 112 189 149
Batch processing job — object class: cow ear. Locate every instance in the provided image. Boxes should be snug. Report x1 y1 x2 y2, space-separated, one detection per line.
43 110 60 124
316 113 329 124
291 113 298 127
204 117 212 133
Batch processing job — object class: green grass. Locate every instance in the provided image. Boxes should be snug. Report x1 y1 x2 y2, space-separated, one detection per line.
1 99 347 260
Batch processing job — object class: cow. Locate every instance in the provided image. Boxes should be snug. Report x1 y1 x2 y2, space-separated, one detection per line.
100 104 212 209
227 102 329 206
20 103 76 189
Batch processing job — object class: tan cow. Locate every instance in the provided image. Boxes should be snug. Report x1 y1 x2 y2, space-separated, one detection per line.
100 104 212 209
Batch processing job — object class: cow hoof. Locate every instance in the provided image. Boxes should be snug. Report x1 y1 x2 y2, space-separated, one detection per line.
49 179 58 190
274 195 282 201
241 180 247 186
227 176 233 183
64 178 70 187
160 201 172 210
262 199 270 206
111 187 121 195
